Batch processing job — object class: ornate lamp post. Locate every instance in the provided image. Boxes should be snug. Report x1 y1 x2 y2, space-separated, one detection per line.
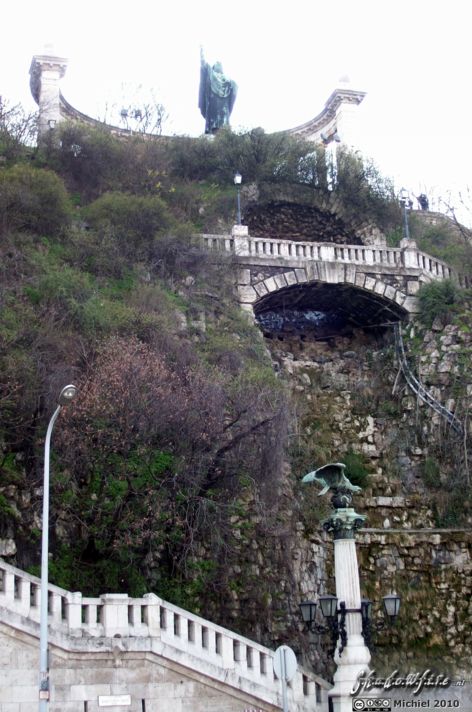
234 172 242 225
39 385 77 710
300 462 400 712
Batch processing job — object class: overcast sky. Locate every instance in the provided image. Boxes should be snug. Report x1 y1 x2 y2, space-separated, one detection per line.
2 0 472 219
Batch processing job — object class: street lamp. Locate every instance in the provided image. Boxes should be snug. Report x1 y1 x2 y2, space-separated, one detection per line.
360 593 401 648
234 172 242 225
300 591 401 655
39 385 77 710
301 463 401 710
299 596 347 656
399 187 411 240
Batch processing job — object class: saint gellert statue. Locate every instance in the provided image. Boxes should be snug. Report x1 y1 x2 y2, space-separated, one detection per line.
199 49 237 135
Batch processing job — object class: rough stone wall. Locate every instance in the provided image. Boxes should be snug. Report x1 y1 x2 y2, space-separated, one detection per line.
264 318 472 676
2 304 471 685
245 201 360 244
242 186 386 247
356 529 472 676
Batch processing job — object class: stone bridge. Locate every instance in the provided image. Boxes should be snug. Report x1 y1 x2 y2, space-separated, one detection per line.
202 229 468 329
0 559 329 712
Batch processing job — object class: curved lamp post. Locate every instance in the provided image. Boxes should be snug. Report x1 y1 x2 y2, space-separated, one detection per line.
39 385 77 710
234 172 242 225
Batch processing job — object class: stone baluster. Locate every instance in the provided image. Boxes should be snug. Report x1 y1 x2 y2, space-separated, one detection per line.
49 591 63 624
219 634 236 669
290 671 305 703
2 570 15 602
30 582 41 620
18 577 31 616
128 602 144 633
83 602 98 629
279 241 289 257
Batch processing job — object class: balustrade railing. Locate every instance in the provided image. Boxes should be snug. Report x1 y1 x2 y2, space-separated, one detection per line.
0 558 328 703
200 234 469 287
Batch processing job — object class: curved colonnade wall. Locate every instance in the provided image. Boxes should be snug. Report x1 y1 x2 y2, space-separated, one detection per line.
29 49 365 145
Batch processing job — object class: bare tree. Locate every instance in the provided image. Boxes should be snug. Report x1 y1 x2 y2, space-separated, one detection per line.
0 98 38 159
98 83 168 136
441 188 472 245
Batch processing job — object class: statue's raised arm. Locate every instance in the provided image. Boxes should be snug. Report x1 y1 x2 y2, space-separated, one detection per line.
198 49 237 135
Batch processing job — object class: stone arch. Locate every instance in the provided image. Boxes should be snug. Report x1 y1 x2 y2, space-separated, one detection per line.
241 266 409 309
238 265 411 325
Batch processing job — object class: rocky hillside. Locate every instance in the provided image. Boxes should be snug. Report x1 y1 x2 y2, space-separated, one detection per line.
1 117 471 681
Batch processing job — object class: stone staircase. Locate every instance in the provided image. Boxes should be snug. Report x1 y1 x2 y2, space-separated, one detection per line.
0 558 330 711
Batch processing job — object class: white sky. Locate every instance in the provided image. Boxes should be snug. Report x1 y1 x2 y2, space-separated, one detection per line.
2 0 472 219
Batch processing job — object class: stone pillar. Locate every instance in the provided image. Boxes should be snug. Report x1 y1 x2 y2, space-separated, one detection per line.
66 591 83 632
142 594 162 637
100 593 130 637
232 224 250 256
328 512 371 712
322 497 370 712
29 47 68 139
400 238 419 269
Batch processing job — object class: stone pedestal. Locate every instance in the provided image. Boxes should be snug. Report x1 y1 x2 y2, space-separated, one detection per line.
232 224 250 256
400 238 419 269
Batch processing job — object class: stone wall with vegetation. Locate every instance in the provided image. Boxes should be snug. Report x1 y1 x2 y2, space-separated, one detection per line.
357 528 472 677
1 112 472 683
265 281 472 675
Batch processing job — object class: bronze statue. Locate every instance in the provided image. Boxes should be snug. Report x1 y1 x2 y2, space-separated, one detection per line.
302 462 362 510
199 48 237 134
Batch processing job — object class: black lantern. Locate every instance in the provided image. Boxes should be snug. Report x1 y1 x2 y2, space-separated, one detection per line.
361 593 401 649
319 594 338 619
299 595 347 656
382 593 401 623
299 600 317 627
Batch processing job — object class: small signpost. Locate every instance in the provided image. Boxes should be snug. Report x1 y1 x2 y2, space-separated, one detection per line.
273 645 297 712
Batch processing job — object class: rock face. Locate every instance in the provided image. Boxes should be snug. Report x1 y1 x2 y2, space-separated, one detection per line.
2 311 471 679
245 201 361 244
263 318 472 676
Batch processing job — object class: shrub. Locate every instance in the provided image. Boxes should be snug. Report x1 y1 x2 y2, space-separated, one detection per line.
52 123 128 198
86 191 173 259
422 457 441 489
342 450 370 489
0 164 71 237
417 279 465 327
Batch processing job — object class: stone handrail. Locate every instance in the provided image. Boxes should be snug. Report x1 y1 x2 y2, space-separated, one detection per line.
201 234 469 288
0 558 329 707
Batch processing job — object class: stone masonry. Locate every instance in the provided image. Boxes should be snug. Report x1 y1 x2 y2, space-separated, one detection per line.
0 559 330 712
